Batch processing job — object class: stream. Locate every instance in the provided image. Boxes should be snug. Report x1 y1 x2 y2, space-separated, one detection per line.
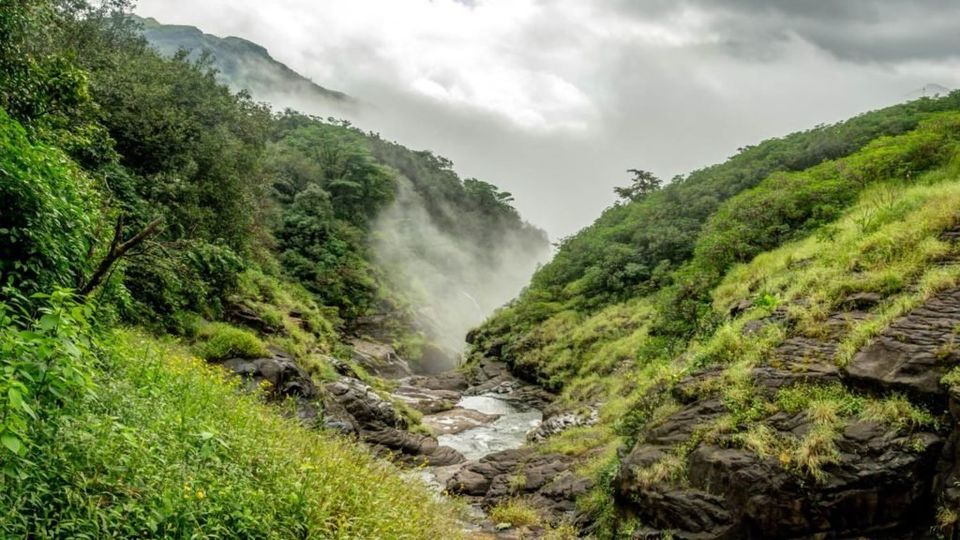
435 395 542 461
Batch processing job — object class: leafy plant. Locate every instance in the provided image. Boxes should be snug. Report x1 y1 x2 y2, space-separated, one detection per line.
0 289 95 478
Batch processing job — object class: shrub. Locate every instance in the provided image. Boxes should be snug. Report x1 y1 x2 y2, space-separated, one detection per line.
0 289 95 477
193 322 269 361
0 109 99 294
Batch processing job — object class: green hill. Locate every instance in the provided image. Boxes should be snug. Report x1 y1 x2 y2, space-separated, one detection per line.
467 95 960 537
135 15 350 105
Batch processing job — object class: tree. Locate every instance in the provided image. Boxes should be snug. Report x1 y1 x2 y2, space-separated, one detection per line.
614 169 662 202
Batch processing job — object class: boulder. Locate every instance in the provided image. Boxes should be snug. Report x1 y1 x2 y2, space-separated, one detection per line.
226 302 281 335
323 376 465 465
528 407 599 442
447 448 592 518
844 287 960 401
423 407 500 435
350 339 412 379
221 350 317 400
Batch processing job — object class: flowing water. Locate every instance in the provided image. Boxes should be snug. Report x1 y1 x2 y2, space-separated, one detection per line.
436 395 542 461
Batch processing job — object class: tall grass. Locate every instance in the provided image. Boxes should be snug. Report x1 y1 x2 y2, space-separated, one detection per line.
1 328 460 539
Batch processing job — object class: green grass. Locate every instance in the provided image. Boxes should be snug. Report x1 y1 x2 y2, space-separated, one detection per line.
193 322 270 361
489 498 541 528
1 328 459 538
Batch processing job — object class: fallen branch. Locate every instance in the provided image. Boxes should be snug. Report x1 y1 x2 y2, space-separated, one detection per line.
79 215 163 297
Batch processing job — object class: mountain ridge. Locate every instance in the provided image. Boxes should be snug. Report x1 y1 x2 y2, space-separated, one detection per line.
134 15 351 105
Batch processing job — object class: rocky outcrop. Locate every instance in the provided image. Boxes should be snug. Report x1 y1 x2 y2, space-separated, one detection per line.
219 349 320 424
466 359 555 409
323 376 465 466
618 405 943 539
614 288 960 539
226 302 282 335
423 407 501 435
844 287 960 402
447 448 593 520
392 371 467 414
222 350 317 399
528 406 599 442
350 339 412 379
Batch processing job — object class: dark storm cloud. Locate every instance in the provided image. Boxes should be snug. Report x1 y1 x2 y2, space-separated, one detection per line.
607 0 960 63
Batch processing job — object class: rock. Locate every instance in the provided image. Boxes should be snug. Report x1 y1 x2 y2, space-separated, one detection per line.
364 427 465 466
729 299 753 318
226 302 281 334
671 367 724 403
617 403 944 539
841 292 883 311
221 350 317 400
645 399 725 446
408 370 470 392
323 376 465 466
528 408 599 442
321 416 356 435
448 448 592 518
324 377 406 430
751 356 840 396
423 407 500 435
392 382 461 414
351 339 412 379
844 287 960 401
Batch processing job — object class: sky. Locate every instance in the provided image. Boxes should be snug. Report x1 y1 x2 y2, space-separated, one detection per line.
134 0 960 240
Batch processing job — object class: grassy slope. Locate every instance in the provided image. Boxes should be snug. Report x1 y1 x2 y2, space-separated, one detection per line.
468 107 960 534
2 328 459 539
0 107 458 538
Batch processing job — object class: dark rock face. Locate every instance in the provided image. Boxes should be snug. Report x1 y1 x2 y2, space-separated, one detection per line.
219 350 319 424
618 413 944 539
466 359 556 409
221 351 317 400
844 287 960 401
322 376 465 466
447 448 593 519
226 302 281 335
614 288 960 539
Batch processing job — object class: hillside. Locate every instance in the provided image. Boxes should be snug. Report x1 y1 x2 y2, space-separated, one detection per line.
0 2 545 537
464 95 960 536
135 15 350 106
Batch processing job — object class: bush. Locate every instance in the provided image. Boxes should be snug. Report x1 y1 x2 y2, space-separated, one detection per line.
0 109 99 294
193 322 269 361
0 289 95 478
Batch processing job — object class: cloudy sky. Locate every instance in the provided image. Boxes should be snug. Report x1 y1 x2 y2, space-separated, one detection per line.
135 0 960 239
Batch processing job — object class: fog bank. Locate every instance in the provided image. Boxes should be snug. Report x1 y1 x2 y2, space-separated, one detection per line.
371 178 550 359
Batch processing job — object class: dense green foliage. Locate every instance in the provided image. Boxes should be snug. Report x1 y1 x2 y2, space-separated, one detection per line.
474 95 960 389
368 135 547 255
518 94 960 319
0 110 99 293
0 1 542 535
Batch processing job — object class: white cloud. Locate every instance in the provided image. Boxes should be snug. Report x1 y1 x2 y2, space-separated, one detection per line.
135 0 960 239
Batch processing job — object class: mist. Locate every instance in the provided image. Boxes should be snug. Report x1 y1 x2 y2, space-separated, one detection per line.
370 177 550 363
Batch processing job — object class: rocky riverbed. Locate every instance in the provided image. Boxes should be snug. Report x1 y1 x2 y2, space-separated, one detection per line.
214 336 594 537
